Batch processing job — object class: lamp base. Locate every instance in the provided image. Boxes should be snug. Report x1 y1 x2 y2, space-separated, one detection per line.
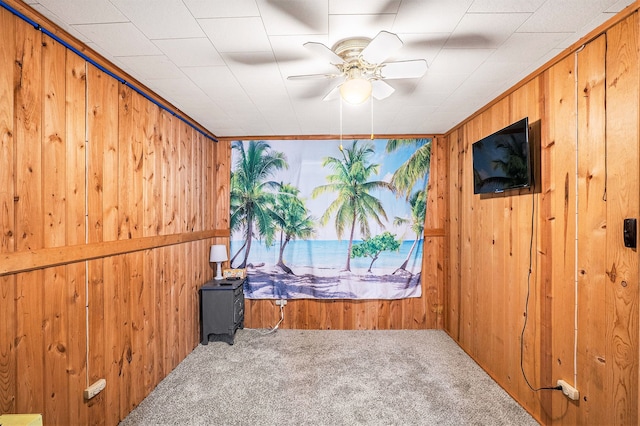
214 262 223 280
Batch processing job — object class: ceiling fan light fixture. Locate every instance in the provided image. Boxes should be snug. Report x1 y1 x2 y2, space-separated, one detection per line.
340 77 372 105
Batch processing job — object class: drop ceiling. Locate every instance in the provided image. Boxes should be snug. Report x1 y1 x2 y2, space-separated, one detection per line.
21 0 634 138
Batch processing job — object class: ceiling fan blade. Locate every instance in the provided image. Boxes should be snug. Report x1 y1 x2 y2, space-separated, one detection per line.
361 30 403 65
303 42 344 64
371 80 395 100
381 60 427 79
287 73 342 80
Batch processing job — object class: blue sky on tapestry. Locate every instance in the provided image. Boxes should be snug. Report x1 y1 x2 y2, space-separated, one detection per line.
230 138 430 300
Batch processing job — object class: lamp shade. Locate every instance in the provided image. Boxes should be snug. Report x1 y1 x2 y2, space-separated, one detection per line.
209 244 228 262
340 77 372 105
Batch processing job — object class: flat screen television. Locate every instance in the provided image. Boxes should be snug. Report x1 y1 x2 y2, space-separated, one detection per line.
472 117 531 194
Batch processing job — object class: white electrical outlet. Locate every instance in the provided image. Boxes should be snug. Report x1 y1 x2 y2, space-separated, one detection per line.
84 378 106 400
276 299 287 306
557 380 579 401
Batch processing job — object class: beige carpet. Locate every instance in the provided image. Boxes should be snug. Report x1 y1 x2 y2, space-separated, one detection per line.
120 329 538 425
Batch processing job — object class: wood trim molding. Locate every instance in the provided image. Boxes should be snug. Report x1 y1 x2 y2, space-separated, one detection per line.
424 228 446 237
217 134 443 142
0 229 229 276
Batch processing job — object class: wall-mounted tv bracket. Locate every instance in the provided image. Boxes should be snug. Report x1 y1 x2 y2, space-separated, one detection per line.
623 218 637 249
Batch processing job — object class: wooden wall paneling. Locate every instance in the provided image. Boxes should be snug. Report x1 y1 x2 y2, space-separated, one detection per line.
342 300 354 329
142 100 159 397
603 14 639 424
196 246 205 337
458 124 474 349
201 137 209 234
475 111 495 366
307 297 323 329
575 34 608 424
421 136 443 328
507 79 541 398
117 85 134 418
14 18 44 415
536 69 556 424
435 135 448 329
487 101 511 378
352 300 365 329
127 92 147 410
445 129 460 338
86 61 107 426
466 114 487 361
177 122 189 360
169 117 180 372
153 109 165 387
0 7 16 414
42 35 69 425
546 54 579 423
214 139 230 234
183 239 194 349
386 299 400 329
88 63 121 425
376 299 390 330
189 138 199 348
193 133 202 233
160 110 174 374
65 45 89 426
421 237 438 328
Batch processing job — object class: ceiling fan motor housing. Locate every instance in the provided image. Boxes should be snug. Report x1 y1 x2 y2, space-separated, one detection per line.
332 37 379 78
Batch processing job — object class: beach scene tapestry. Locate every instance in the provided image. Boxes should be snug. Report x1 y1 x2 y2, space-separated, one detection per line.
229 138 430 300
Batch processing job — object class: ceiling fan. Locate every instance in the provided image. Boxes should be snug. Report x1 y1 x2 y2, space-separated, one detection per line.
287 31 428 105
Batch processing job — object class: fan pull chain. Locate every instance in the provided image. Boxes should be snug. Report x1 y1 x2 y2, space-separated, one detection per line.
339 97 344 152
370 95 374 140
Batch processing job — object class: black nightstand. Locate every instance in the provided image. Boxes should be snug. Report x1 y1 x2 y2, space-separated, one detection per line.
200 278 245 345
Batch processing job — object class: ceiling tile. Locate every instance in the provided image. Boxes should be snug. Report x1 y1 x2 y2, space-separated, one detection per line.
117 55 184 80
328 0 400 15
109 0 204 39
199 17 271 52
490 32 570 63
328 14 396 46
28 4 92 43
256 0 328 35
23 0 639 137
446 13 531 49
468 0 546 13
73 22 162 57
428 48 495 75
606 0 635 12
518 0 620 33
182 65 253 103
183 0 260 18
394 0 473 33
153 38 225 67
33 0 126 24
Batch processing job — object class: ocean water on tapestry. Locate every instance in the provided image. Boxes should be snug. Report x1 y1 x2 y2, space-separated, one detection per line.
230 138 430 300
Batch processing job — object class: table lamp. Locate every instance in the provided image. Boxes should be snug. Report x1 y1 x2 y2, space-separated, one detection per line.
209 244 228 280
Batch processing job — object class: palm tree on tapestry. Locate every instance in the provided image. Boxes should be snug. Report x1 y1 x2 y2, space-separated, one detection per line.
230 140 288 268
392 189 426 274
385 138 432 199
312 140 393 272
270 183 316 275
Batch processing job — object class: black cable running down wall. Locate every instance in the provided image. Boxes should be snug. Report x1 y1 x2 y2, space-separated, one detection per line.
0 0 218 143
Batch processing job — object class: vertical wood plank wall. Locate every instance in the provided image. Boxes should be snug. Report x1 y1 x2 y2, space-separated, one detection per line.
0 6 228 425
241 135 448 331
445 12 639 425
